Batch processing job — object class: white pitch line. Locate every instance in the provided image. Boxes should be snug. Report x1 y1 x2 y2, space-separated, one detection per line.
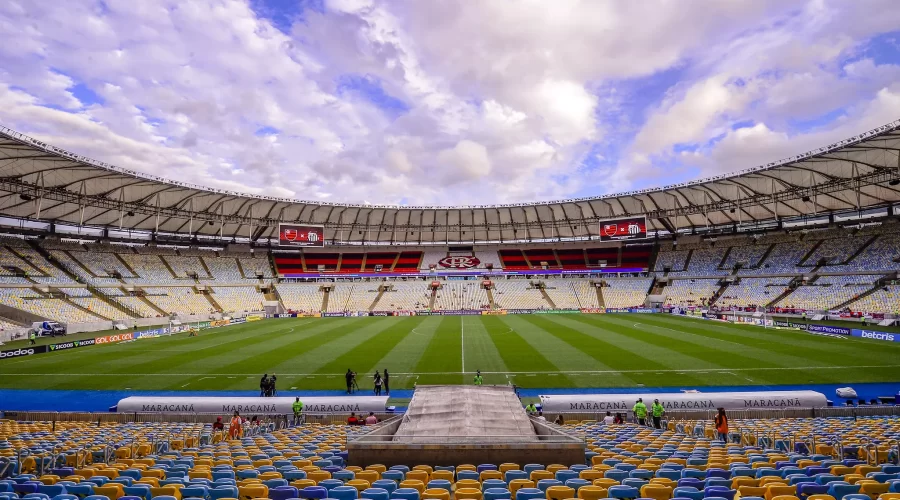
460 315 466 374
7 364 900 376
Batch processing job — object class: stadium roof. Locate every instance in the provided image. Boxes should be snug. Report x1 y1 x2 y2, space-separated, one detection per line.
1 120 899 245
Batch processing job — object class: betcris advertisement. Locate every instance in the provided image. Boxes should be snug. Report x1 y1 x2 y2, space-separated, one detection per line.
852 329 899 342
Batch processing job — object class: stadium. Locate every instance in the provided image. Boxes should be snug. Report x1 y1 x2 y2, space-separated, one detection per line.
2 2 900 500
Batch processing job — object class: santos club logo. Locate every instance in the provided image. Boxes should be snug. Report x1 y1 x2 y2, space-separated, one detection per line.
628 223 641 234
438 256 481 269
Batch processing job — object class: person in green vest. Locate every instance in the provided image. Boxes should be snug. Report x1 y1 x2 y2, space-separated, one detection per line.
632 398 648 426
30 331 37 345
292 397 304 426
651 398 665 429
474 370 483 385
525 402 537 415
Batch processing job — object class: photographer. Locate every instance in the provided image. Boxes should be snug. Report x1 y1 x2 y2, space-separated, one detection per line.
346 369 357 394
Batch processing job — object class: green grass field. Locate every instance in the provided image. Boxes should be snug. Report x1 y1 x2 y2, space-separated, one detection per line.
1 314 899 391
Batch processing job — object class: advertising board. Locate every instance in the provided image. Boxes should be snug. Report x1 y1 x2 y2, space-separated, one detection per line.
598 216 648 242
277 223 325 247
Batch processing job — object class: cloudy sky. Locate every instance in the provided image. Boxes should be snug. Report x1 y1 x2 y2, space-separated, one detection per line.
1 0 899 206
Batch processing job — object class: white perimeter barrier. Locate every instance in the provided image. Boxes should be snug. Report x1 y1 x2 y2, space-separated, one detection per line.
115 396 390 415
540 390 828 412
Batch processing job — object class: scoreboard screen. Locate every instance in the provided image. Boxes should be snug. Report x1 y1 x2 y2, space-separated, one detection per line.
598 216 648 241
278 224 325 247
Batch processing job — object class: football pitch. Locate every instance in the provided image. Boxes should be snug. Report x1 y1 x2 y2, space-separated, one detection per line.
1 314 899 392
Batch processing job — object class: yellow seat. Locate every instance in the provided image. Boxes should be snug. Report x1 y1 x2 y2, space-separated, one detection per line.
739 486 769 498
593 479 619 488
432 471 454 482
580 470 604 481
95 485 124 500
640 484 672 500
576 486 607 500
530 470 553 482
423 489 451 500
290 479 316 489
366 464 387 474
508 479 535 496
499 464 520 474
480 471 502 482
649 478 675 488
806 495 835 500
189 470 212 480
771 496 800 500
238 485 268 500
547 465 567 475
760 477 788 487
455 487 483 500
830 466 855 476
546 485 576 500
856 466 880 476
859 482 889 499
765 485 796 500
136 478 160 488
307 471 331 483
142 469 165 479
844 475 866 485
457 465 477 473
357 471 380 484
456 480 481 490
346 480 371 492
407 471 429 483
401 480 426 494
876 494 900 500
38 475 60 485
733 478 760 489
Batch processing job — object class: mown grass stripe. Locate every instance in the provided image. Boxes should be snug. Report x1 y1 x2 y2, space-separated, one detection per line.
414 316 464 386
479 315 571 387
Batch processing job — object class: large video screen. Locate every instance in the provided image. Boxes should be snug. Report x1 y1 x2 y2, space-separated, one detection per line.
278 224 325 247
598 216 647 241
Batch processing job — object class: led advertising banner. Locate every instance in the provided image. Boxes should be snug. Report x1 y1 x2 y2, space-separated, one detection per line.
599 216 648 241
278 224 325 247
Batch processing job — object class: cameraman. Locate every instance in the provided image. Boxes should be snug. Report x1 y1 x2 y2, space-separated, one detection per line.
346 369 356 394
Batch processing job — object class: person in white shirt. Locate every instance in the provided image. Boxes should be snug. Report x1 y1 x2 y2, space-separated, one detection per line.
536 411 546 422
603 411 615 425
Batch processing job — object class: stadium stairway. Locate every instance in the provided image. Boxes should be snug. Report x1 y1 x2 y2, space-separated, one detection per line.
202 291 224 314
368 286 386 312
485 287 496 310
766 278 802 308
86 286 139 320
833 273 898 311
539 287 557 309
62 296 111 322
137 295 168 317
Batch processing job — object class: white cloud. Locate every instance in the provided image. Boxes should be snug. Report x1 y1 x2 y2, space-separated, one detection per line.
0 0 898 206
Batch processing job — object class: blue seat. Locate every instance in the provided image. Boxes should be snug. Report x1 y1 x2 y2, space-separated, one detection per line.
555 471 577 483
505 471 527 484
457 471 479 482
179 486 207 500
426 481 451 494
211 480 235 488
264 479 288 489
891 481 900 493
514 488 544 500
83 496 110 500
38 486 65 498
319 479 344 491
13 486 38 496
299 486 329 500
483 489 510 500
334 471 355 483
607 485 639 500
389 488 419 500
682 470 706 480
616 464 637 473
371 481 397 495
630 470 653 480
826 482 860 500
816 475 844 486
621 479 647 489
797 483 828 499
150 496 177 500
330 486 359 500
381 472 404 483
66 485 93 498
840 495 870 500
672 487 703 500
211 472 234 482
523 466 544 476
52 496 80 500
536 480 561 493
657 470 682 482
605 471 629 483
209 486 238 500
23 494 50 500
703 486 735 500
564 479 589 492
706 469 730 480
481 480 506 492
677 479 704 490
284 471 307 482
704 479 731 489
122 486 150 500
120 472 141 481
361 488 390 500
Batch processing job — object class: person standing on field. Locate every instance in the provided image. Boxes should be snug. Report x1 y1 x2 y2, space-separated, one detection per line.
633 398 648 426
373 371 382 396
259 374 268 397
292 397 304 426
651 399 665 429
474 370 483 385
383 369 390 395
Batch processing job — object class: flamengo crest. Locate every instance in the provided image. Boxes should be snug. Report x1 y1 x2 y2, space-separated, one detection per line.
438 256 481 269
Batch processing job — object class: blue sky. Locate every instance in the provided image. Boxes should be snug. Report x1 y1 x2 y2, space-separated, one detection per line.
0 0 898 205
